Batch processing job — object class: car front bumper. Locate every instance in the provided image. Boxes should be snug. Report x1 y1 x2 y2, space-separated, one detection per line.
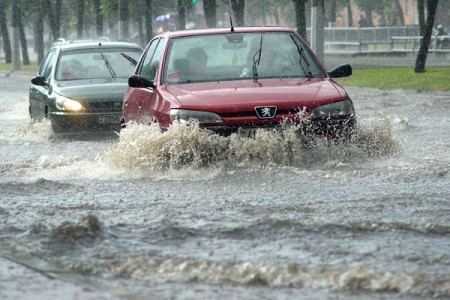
49 112 122 131
201 117 357 139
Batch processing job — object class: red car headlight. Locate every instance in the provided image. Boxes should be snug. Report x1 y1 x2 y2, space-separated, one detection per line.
310 99 353 118
170 109 222 124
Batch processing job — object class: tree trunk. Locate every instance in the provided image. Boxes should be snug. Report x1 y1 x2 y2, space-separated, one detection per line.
0 0 12 63
415 0 439 73
17 9 30 65
328 0 336 27
311 0 325 63
293 0 307 40
417 0 426 37
45 0 62 40
34 3 45 64
203 0 216 28
393 0 405 26
230 0 245 27
55 0 62 36
359 0 374 27
136 0 144 46
346 0 353 27
11 0 20 70
94 0 103 37
145 0 153 42
77 0 85 39
118 0 129 40
177 0 186 30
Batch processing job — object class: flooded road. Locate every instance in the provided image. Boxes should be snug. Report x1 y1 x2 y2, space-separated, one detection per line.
0 73 449 299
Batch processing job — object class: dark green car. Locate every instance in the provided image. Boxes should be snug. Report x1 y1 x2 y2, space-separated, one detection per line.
29 40 142 132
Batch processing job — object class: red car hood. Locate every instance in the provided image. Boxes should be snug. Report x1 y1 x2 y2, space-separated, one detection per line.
165 78 348 112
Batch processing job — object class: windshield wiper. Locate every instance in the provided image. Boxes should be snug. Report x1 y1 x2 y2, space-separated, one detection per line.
252 33 263 81
290 35 313 79
101 52 117 78
121 52 137 66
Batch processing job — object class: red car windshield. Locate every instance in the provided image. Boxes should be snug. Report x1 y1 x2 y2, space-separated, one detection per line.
163 32 325 84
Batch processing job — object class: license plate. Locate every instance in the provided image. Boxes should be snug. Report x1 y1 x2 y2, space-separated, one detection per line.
239 128 257 138
98 114 120 124
238 127 282 138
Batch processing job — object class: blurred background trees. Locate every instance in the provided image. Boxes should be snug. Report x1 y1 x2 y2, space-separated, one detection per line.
0 0 447 69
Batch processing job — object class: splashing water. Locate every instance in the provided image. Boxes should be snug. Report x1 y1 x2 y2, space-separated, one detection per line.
357 118 399 157
13 119 53 142
99 119 399 172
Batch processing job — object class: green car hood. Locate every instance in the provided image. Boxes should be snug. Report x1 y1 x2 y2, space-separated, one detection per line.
54 79 128 102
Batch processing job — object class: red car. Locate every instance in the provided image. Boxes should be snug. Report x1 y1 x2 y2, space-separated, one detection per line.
121 27 355 139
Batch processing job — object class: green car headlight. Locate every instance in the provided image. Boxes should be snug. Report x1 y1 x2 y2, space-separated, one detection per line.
310 99 353 118
56 95 86 111
170 109 222 124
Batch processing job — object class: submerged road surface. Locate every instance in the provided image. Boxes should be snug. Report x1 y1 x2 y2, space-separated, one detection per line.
0 73 449 299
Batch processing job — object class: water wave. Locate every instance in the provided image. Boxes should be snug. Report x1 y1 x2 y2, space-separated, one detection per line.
5 213 449 298
259 218 450 235
64 253 449 297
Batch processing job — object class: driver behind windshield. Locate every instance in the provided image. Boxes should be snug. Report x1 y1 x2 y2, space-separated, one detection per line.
185 47 208 82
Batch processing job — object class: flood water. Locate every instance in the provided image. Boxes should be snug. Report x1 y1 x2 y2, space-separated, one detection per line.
0 73 449 299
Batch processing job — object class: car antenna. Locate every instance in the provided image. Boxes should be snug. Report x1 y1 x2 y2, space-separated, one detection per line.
228 1 234 32
230 15 234 32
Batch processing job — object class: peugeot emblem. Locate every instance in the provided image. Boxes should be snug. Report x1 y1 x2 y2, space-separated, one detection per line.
255 106 277 119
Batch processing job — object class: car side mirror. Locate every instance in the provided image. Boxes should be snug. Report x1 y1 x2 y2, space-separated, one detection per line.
328 64 352 78
31 75 48 86
128 74 155 88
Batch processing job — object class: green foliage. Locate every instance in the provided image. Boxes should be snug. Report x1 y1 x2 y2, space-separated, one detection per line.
336 66 450 91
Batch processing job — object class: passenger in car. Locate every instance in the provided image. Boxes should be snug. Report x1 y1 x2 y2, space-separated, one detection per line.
258 46 293 77
185 47 208 81
58 58 84 79
246 37 296 78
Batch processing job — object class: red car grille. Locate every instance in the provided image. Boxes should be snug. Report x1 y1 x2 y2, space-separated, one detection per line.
219 108 306 118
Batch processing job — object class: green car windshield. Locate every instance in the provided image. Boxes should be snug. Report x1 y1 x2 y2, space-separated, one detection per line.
164 32 325 84
56 48 141 81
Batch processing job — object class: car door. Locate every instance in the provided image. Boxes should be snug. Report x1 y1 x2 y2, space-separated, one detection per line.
29 50 56 120
123 38 164 124
139 39 165 125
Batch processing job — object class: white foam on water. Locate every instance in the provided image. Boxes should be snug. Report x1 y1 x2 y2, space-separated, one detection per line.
100 119 399 171
62 253 448 298
13 119 54 142
11 118 399 182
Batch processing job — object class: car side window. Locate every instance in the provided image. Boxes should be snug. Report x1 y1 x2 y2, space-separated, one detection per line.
138 38 165 81
39 50 56 79
137 39 159 78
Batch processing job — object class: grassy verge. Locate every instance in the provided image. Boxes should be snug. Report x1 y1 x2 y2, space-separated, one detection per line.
335 66 450 91
0 62 39 74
